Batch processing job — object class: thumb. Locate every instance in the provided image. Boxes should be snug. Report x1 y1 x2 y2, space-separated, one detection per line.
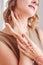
5 23 18 36
5 23 12 30
5 23 14 33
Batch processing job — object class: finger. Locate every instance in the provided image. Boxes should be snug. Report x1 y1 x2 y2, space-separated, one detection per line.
17 39 27 51
5 23 36 56
5 23 12 29
5 23 15 34
5 23 21 40
14 33 35 56
24 34 39 55
11 10 29 36
16 34 34 54
16 34 28 46
14 11 21 21
24 34 34 49
5 23 17 34
24 36 39 58
11 11 18 24
18 44 34 60
17 34 36 55
11 11 22 34
25 34 35 47
17 39 35 59
11 11 20 28
5 23 35 59
24 34 31 43
5 23 28 46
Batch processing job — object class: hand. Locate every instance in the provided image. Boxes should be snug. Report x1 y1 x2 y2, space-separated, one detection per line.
6 23 43 65
5 11 43 65
5 22 43 63
11 10 27 35
11 11 43 60
5 22 35 60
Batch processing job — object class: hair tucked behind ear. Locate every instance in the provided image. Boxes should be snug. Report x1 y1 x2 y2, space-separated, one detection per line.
3 0 17 28
28 14 39 29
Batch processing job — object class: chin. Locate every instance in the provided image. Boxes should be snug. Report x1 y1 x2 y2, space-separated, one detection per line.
23 8 37 18
30 13 35 17
27 12 36 18
25 9 36 17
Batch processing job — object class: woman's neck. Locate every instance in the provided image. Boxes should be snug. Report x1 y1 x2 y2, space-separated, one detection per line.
14 7 29 27
13 7 30 33
2 7 29 35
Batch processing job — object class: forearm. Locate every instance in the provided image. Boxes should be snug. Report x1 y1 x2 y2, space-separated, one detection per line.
19 52 33 65
35 52 43 65
33 47 43 65
28 41 43 65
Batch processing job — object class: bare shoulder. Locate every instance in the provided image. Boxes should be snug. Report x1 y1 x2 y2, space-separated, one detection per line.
0 41 18 65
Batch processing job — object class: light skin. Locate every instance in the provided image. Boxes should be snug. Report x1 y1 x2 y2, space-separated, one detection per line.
14 0 39 23
0 0 43 65
17 0 39 18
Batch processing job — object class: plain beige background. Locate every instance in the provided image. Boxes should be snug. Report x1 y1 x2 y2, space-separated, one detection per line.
0 0 43 30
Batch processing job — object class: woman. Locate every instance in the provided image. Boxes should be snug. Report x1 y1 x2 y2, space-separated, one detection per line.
0 0 43 65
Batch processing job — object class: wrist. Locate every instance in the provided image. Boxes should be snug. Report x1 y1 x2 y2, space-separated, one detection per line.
19 52 33 65
35 53 43 65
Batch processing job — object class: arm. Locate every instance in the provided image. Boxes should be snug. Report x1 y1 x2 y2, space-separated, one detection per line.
35 54 43 65
0 41 18 65
16 33 43 65
3 18 43 65
19 51 33 65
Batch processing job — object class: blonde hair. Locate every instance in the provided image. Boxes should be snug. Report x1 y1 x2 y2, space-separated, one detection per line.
3 0 39 28
28 14 39 29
